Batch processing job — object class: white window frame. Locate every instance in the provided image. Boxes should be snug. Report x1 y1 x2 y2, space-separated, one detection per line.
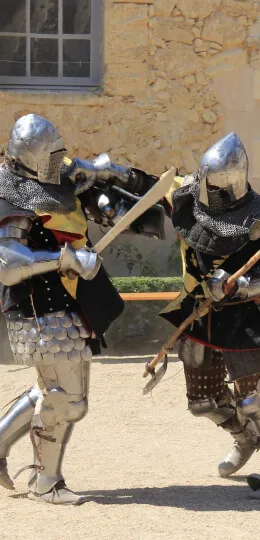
0 0 101 90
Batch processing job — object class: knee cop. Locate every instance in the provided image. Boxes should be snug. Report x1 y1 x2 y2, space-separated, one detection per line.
40 388 88 429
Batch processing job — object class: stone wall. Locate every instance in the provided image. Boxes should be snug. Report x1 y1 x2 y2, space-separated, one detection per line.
1 0 260 276
1 0 260 179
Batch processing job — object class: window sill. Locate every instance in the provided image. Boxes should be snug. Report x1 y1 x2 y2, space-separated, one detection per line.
0 86 105 106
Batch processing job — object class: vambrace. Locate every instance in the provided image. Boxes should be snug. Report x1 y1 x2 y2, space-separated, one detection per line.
0 240 100 286
0 239 60 286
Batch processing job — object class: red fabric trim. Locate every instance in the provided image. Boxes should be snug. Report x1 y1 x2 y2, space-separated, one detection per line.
51 230 84 245
40 216 84 245
41 215 51 224
183 332 260 352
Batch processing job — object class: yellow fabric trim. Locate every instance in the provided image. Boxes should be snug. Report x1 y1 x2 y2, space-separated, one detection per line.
35 199 87 248
161 239 228 318
161 173 230 318
63 156 72 167
61 275 78 299
34 183 88 299
165 175 184 205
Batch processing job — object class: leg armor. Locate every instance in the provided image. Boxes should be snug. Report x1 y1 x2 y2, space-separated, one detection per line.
0 386 40 489
182 340 237 427
181 338 258 477
235 376 260 440
7 310 91 503
0 386 41 458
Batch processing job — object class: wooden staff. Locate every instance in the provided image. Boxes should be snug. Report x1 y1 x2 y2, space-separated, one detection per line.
143 248 260 379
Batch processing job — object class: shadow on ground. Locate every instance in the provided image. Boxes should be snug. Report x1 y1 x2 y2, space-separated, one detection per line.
68 484 260 511
95 355 179 365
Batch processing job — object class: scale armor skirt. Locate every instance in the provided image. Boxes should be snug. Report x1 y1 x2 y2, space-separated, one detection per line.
5 311 91 367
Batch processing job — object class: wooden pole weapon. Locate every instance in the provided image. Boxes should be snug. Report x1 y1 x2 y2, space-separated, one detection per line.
142 248 260 393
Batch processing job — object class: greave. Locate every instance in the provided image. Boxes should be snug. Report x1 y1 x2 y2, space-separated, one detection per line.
28 414 74 495
0 386 41 458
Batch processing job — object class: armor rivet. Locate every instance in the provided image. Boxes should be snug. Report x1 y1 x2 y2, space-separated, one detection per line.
66 304 69 307
48 298 51 301
49 308 53 311
64 294 67 297
47 288 50 291
40 231 43 235
45 280 48 283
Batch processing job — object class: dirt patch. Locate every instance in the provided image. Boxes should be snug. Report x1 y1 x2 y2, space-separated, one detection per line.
0 358 259 540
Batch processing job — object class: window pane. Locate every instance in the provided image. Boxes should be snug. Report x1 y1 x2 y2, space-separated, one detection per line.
31 38 58 76
0 37 26 76
31 0 58 34
0 0 26 32
63 0 91 34
63 39 90 77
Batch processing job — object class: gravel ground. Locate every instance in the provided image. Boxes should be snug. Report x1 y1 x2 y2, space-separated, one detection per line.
0 356 259 540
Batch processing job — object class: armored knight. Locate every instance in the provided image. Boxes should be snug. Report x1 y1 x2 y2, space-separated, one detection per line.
0 114 168 505
160 132 260 499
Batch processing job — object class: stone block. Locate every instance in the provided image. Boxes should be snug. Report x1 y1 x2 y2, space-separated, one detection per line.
202 110 217 124
249 21 260 37
176 0 221 19
250 50 260 69
104 63 149 96
170 81 193 109
181 148 198 171
183 75 196 87
152 18 193 44
207 49 247 75
221 0 258 19
156 42 202 79
106 3 149 63
192 27 201 38
199 85 218 108
155 0 176 17
253 70 260 99
194 38 208 52
202 13 247 47
247 36 260 50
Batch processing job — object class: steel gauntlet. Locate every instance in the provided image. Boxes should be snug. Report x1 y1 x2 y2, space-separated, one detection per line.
0 240 101 286
59 244 101 280
206 268 251 303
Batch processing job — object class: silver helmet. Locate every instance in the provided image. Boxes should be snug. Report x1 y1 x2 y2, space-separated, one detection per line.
198 132 249 207
6 114 67 184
